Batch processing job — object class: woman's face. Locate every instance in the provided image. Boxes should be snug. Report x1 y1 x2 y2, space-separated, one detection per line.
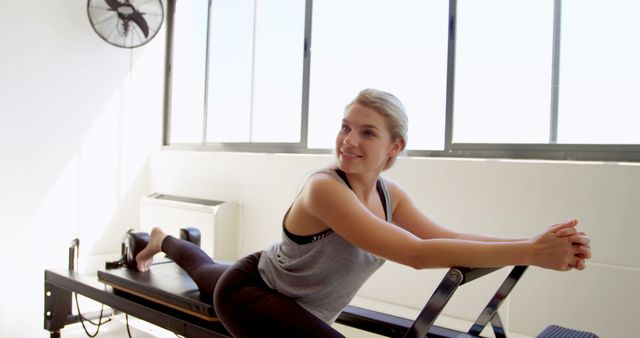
336 103 402 174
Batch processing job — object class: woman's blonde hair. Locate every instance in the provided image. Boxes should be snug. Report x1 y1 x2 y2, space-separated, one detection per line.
345 88 408 170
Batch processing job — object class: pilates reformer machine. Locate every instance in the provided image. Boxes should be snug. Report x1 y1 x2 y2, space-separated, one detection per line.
44 235 596 338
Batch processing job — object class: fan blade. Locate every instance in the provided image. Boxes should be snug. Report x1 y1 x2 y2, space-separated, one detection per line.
129 11 150 38
104 0 122 11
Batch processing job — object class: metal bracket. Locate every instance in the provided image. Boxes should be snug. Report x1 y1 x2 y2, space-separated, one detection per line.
467 266 529 337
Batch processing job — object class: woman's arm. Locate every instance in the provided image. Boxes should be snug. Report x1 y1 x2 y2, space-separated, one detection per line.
388 180 527 242
388 180 590 268
301 174 587 271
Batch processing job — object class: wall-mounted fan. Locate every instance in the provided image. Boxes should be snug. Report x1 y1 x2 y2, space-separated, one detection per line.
87 0 164 48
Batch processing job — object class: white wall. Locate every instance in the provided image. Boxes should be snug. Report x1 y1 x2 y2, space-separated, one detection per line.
0 1 164 337
151 150 639 337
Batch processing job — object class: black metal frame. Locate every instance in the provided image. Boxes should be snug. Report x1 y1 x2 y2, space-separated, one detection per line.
336 266 529 338
44 240 528 338
44 269 229 338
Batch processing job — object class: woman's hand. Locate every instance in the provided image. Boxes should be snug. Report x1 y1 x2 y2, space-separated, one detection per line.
529 219 591 271
554 220 592 270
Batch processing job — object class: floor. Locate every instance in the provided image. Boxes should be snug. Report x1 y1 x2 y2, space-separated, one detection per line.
49 281 386 338
55 296 382 338
61 316 176 338
54 293 528 338
47 294 177 338
59 317 381 338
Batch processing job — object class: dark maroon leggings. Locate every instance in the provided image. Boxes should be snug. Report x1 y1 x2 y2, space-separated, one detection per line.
162 236 345 338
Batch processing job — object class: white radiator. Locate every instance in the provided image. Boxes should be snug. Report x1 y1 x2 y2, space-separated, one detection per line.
140 193 238 261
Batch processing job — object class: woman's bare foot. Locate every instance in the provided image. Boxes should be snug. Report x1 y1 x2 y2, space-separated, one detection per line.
136 227 168 272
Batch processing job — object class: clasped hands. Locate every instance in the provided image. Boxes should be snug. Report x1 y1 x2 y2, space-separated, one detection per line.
532 219 592 271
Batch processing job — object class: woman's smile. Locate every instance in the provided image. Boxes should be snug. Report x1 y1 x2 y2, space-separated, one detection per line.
339 148 363 160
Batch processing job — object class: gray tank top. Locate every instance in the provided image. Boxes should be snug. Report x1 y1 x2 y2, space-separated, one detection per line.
258 168 392 324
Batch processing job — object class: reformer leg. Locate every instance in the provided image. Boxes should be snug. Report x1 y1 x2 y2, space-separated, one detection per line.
44 239 80 337
403 269 465 338
44 281 73 337
467 266 528 337
489 312 506 338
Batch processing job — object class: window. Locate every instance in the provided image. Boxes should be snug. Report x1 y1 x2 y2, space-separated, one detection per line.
168 0 208 143
205 0 254 143
557 0 640 144
454 0 554 144
169 0 305 145
308 0 449 150
164 0 640 161
249 0 305 143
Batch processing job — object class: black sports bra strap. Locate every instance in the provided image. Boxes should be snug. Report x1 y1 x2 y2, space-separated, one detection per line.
376 178 392 222
335 168 391 222
334 168 353 189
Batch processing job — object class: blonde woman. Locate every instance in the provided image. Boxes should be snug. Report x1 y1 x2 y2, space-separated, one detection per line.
136 88 591 337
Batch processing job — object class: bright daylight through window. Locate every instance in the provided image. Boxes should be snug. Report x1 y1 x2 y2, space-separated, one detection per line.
165 0 640 161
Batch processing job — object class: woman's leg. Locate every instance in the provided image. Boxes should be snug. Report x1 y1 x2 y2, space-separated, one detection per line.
136 227 229 299
214 252 345 338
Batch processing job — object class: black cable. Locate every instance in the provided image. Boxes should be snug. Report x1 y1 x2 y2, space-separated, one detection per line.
70 238 114 337
74 292 107 337
125 313 133 338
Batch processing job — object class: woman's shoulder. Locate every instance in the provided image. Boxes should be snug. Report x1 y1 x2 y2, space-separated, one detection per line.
306 166 347 186
298 168 354 208
305 169 346 193
378 176 410 210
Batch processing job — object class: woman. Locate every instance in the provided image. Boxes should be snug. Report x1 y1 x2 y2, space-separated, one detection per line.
136 88 591 337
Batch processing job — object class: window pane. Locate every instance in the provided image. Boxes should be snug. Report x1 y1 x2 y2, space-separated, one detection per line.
169 0 208 143
206 0 304 143
558 0 640 144
251 0 305 143
454 0 554 144
308 0 449 150
206 0 254 142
